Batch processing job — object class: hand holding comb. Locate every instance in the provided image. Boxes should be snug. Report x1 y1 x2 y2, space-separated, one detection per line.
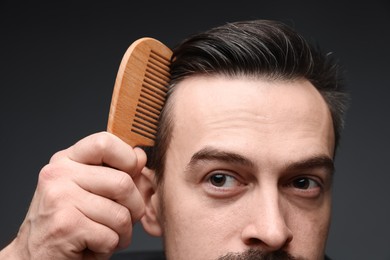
107 38 172 147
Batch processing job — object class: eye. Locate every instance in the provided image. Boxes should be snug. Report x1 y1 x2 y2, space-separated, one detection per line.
208 173 238 188
292 177 320 190
204 172 246 198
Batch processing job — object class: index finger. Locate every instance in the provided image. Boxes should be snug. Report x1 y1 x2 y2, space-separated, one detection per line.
66 132 147 176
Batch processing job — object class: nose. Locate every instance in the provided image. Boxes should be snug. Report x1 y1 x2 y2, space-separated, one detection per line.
240 188 293 251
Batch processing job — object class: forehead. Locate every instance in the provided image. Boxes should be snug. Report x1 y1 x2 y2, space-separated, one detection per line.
172 75 326 109
167 75 335 164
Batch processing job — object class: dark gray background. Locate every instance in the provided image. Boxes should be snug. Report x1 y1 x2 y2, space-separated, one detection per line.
1 1 389 259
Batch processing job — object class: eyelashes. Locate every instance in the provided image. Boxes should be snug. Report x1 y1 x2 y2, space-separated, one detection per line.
203 170 324 199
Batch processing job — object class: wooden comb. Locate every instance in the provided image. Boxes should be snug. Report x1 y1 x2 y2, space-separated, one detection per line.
107 37 172 147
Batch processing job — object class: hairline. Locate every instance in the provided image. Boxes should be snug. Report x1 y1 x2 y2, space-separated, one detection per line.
152 72 337 185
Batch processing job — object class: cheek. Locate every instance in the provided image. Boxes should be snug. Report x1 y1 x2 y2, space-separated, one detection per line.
159 177 242 258
161 181 217 238
287 197 332 255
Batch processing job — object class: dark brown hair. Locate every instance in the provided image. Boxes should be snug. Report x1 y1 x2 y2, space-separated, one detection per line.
145 20 349 183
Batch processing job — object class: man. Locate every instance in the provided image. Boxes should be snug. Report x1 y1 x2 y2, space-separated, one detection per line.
0 20 348 259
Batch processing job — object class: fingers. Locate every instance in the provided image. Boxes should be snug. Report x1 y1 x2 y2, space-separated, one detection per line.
134 146 148 174
18 132 150 258
52 132 147 177
37 162 142 248
75 189 134 249
49 207 121 254
71 163 146 222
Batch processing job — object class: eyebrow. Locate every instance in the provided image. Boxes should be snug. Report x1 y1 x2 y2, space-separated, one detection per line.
283 155 335 175
186 147 255 170
186 146 334 175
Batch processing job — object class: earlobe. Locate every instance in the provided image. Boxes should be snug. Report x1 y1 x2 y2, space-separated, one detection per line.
138 167 163 237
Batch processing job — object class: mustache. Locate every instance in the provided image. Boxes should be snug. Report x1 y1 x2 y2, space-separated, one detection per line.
217 248 303 260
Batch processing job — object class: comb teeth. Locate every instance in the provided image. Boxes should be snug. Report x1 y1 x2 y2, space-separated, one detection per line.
130 50 171 141
107 37 172 147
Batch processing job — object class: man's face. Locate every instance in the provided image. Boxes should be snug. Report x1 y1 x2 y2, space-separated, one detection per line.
154 75 335 259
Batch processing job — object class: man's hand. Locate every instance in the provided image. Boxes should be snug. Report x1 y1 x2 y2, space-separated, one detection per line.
1 132 147 260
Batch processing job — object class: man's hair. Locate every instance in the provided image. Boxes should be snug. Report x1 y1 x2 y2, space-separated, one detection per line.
145 19 349 183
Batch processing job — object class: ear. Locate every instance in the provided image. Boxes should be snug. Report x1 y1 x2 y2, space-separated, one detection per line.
138 167 163 237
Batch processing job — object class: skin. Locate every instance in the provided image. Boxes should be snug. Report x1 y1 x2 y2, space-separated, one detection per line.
0 74 335 260
142 75 335 260
0 132 148 260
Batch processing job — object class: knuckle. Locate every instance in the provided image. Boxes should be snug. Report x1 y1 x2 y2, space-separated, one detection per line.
126 150 138 169
47 210 79 239
117 233 132 250
116 174 133 195
49 150 66 163
92 228 119 253
114 207 132 231
42 184 68 208
38 164 72 207
131 202 146 222
90 132 112 151
104 234 120 252
38 163 63 183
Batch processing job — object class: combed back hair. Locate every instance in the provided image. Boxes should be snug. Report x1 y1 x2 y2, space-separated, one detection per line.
145 19 349 183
